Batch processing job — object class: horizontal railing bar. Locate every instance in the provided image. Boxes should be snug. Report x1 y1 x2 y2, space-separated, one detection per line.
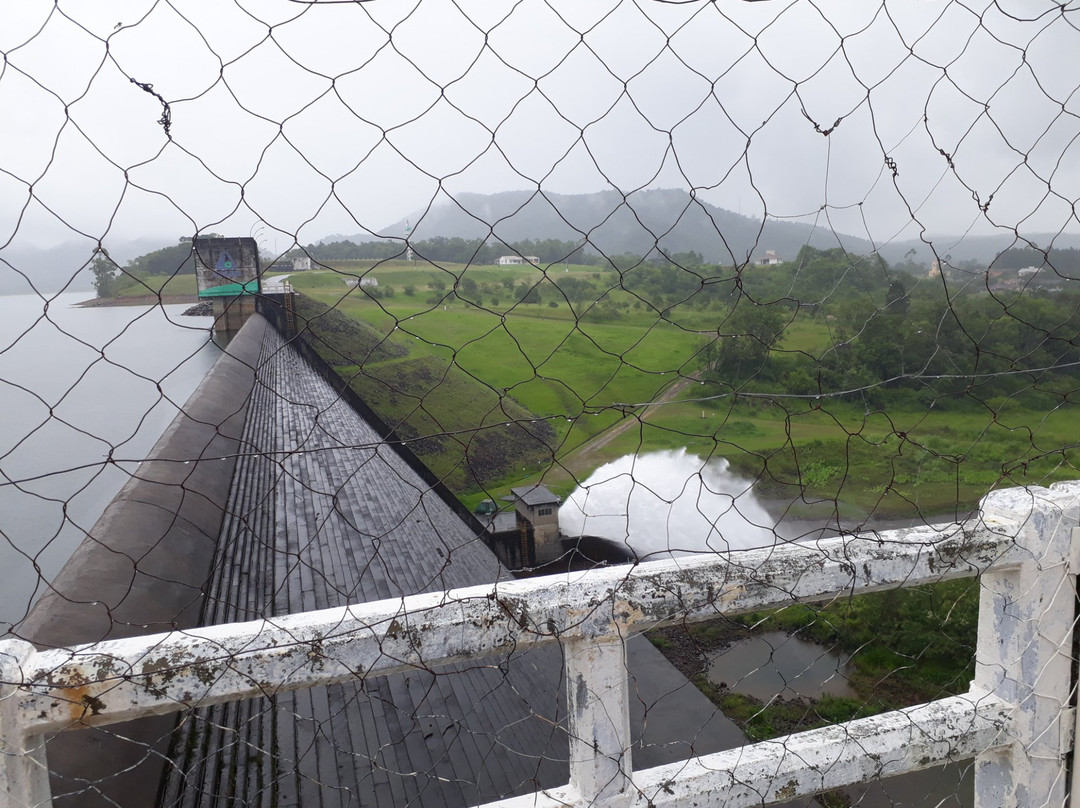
631 690 1010 808
484 691 1012 808
15 522 1010 734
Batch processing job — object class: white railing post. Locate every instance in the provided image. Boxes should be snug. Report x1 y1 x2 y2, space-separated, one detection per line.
565 635 632 804
974 482 1080 808
0 639 51 808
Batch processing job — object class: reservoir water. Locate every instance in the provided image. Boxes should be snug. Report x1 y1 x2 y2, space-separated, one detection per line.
0 292 219 634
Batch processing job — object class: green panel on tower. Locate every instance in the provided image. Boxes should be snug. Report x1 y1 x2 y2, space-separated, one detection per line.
194 237 261 299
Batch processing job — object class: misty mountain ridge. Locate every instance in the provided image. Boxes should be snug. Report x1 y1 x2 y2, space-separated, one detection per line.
8 190 1080 296
332 188 853 265
332 188 1080 269
0 236 193 296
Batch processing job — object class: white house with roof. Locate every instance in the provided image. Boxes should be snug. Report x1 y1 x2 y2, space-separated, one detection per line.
498 255 541 266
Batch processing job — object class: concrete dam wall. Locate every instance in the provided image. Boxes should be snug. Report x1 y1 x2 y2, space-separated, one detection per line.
19 314 740 808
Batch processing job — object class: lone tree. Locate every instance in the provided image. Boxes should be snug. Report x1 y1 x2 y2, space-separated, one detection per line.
704 301 786 381
89 249 120 298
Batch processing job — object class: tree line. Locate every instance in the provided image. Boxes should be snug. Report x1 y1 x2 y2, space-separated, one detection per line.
694 246 1080 410
992 245 1080 275
297 237 606 267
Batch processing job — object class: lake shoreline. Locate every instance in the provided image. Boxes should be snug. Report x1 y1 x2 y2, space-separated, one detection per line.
75 293 199 308
0 292 219 633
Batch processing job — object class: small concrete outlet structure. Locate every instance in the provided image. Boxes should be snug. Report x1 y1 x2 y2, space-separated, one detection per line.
194 236 261 333
508 484 563 564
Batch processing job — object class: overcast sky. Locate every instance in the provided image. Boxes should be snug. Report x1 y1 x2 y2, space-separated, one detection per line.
2 0 1079 260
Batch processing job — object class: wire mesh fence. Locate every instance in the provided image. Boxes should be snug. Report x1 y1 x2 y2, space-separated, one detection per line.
2 0 1080 806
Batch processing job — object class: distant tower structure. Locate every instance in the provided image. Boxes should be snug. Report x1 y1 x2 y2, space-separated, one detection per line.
509 485 563 564
194 236 261 333
405 220 414 262
928 259 942 278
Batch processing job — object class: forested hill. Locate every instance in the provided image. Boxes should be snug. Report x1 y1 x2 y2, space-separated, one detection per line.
326 188 1080 268
329 189 871 266
0 236 190 296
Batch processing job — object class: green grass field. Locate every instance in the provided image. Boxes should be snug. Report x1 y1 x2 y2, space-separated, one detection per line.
267 264 1080 514
291 263 707 434
115 271 197 297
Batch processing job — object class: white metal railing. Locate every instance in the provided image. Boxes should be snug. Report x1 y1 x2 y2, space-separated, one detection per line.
2 481 1079 808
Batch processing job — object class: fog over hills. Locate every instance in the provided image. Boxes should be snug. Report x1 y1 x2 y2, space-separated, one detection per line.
0 237 188 296
332 188 866 264
334 189 1080 268
10 191 1080 296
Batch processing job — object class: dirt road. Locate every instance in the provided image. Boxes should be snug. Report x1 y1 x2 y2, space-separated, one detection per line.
561 376 694 474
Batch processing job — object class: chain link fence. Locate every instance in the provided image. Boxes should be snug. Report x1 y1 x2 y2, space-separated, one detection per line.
2 1 1080 806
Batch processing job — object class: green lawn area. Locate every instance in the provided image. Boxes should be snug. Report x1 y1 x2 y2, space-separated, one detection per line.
284 266 1080 514
291 265 707 434
633 395 1080 517
115 271 197 297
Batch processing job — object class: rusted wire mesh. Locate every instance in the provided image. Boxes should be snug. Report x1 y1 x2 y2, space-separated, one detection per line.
2 1 1079 806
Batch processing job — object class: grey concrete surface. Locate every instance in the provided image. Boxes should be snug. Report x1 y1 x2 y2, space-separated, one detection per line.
24 315 758 808
19 316 267 808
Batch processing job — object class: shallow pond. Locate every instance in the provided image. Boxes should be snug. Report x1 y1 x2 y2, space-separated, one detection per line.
708 631 856 701
710 630 972 808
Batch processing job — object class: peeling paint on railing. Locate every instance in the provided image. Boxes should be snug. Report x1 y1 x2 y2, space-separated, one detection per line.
3 481 1079 808
16 521 1005 734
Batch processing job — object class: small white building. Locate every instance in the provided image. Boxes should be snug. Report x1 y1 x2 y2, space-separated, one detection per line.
344 276 378 288
292 256 312 271
754 250 782 266
498 256 541 266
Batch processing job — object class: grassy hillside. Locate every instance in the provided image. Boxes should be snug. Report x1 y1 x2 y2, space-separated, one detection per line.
294 293 561 494
290 261 707 500
114 271 198 297
286 257 1080 515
